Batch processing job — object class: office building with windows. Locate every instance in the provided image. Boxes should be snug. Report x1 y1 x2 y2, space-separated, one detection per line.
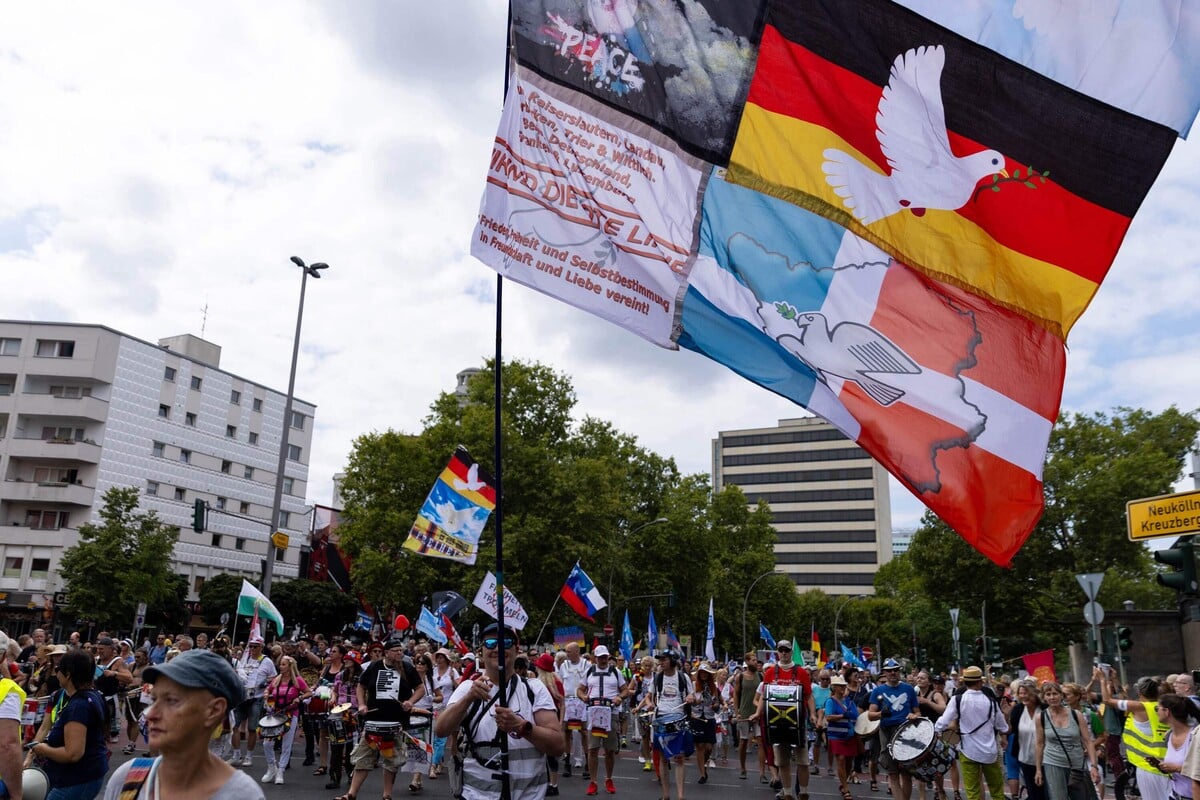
0 322 314 625
712 416 892 595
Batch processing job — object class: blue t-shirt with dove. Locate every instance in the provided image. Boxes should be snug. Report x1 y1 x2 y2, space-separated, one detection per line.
869 682 919 729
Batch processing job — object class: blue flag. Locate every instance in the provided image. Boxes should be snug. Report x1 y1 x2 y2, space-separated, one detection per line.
620 610 634 662
354 611 372 632
647 605 658 652
841 642 865 669
417 606 448 644
759 622 776 649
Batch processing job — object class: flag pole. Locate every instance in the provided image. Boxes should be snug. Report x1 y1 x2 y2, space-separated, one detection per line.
533 593 563 648
494 271 511 800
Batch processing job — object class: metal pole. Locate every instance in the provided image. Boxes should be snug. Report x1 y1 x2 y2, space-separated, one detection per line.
263 262 312 598
492 273 510 800
742 569 777 656
833 594 864 653
607 518 667 624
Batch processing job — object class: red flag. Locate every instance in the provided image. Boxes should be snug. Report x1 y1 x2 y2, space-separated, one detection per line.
1022 650 1056 684
440 613 470 655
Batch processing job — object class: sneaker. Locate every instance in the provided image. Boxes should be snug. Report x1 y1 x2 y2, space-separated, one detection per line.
638 756 645 764
606 778 617 794
587 781 599 796
643 762 653 772
240 755 253 767
547 787 560 797
274 774 284 785
261 767 276 784
225 751 241 763
583 771 592 781
708 760 716 769
621 738 628 748
811 766 820 775
574 760 584 769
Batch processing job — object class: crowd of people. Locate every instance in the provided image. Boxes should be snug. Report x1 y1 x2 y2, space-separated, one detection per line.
0 624 1196 800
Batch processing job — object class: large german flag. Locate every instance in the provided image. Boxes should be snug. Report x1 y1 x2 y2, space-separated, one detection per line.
727 0 1177 339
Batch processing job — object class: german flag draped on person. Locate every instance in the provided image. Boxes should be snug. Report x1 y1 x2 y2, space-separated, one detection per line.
470 0 1200 566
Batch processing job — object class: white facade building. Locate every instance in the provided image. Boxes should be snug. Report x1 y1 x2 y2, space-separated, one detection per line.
0 322 314 619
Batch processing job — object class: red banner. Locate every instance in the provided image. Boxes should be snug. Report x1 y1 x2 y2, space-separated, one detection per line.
1022 649 1056 684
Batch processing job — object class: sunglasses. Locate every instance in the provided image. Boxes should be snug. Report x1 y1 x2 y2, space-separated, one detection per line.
483 637 516 649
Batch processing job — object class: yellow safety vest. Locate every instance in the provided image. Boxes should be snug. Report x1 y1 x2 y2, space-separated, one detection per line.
0 677 28 785
1122 700 1167 774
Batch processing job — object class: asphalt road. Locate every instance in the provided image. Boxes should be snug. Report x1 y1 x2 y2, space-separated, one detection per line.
99 735 874 800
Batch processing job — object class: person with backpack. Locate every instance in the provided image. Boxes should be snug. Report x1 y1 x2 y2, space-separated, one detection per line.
641 650 694 800
577 645 629 796
753 639 818 800
936 666 1009 800
436 623 559 800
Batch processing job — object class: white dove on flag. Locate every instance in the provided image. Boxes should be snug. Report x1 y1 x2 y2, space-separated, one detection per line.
452 462 487 492
822 45 1007 224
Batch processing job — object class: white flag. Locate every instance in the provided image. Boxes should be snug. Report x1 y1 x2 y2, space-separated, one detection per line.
472 571 529 630
704 597 716 662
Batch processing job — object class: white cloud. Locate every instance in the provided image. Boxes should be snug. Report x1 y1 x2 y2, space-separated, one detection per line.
0 0 1195 540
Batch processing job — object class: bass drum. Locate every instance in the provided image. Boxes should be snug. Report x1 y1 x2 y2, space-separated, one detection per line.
887 717 955 783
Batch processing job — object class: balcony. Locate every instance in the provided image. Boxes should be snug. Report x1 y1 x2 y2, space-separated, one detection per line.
16 393 108 422
0 479 95 506
5 437 101 464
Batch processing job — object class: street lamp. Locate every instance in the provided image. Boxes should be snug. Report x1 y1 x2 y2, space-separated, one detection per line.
262 256 328 598
742 569 780 657
607 517 668 624
833 593 867 652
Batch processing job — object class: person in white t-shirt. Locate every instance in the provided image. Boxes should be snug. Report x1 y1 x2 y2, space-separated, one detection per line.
557 642 591 776
640 650 694 800
436 624 559 800
0 631 25 800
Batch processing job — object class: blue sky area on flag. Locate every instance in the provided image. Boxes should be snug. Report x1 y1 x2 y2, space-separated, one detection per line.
1 3 1196 537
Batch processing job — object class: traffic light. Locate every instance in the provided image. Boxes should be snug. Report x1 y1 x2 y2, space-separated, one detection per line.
192 498 206 533
1117 626 1133 652
667 589 677 608
1155 539 1198 595
987 637 1002 664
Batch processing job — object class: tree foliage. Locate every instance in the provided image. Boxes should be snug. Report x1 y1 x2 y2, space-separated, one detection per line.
59 486 181 631
269 579 359 636
887 406 1198 666
198 572 248 627
335 358 806 655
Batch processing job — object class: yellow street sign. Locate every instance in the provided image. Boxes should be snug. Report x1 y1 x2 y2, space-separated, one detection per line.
1127 488 1200 541
271 531 290 550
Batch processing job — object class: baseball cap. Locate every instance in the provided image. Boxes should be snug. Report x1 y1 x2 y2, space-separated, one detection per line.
144 649 244 707
776 639 792 651
593 645 610 658
96 636 115 648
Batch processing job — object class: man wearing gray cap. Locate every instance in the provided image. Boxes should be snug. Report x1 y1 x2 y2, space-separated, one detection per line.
101 649 264 799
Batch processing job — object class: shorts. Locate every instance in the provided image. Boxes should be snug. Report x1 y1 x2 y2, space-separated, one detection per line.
588 726 619 752
350 735 407 773
878 726 905 775
774 740 811 765
830 737 861 759
232 697 264 730
689 717 716 745
1005 748 1021 781
736 719 759 740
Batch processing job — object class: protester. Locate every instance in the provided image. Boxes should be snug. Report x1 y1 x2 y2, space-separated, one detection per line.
259 654 310 785
227 635 276 768
936 666 1008 800
1098 669 1170 800
30 649 109 800
869 658 920 800
430 647 460 781
557 642 591 779
0 631 26 800
578 644 627 795
1035 681 1099 800
535 652 565 796
824 674 860 800
402 653 439 794
758 640 818 800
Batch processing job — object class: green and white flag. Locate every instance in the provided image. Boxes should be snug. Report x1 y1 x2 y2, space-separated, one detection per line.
237 579 284 635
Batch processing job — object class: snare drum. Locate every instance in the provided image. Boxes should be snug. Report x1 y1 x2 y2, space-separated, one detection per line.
587 702 614 738
652 712 694 759
565 697 586 732
257 713 289 740
764 683 804 748
364 720 402 741
326 705 355 744
887 718 955 782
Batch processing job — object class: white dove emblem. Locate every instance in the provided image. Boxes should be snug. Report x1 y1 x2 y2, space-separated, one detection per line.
770 310 920 407
822 45 1006 224
452 462 487 492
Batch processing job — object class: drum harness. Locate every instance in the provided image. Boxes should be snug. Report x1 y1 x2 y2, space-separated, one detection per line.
654 671 691 719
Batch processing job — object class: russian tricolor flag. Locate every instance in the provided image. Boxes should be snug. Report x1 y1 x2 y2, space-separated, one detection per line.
560 563 607 621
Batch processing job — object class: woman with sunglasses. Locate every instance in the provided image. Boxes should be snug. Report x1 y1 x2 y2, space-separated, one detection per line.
29 649 109 800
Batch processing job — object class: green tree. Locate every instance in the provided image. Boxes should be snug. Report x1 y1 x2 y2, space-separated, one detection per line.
59 486 181 631
198 572 248 627
269 579 359 636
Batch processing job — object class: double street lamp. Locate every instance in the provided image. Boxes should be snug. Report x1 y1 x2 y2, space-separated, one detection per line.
607 517 668 624
262 256 328 598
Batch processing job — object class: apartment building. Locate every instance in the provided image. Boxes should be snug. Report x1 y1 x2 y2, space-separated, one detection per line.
712 416 892 595
0 322 314 627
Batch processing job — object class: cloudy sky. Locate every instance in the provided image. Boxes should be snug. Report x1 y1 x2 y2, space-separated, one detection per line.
2 3 1197 534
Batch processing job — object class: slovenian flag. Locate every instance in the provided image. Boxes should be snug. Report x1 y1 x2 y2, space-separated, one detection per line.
560 563 607 621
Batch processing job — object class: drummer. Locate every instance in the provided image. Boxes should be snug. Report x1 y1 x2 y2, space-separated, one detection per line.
577 645 629 796
868 658 922 800
752 639 818 800
933 666 1008 800
641 650 694 800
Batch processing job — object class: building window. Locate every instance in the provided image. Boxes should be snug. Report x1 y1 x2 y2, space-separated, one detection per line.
287 444 302 462
2 557 22 578
25 510 68 530
190 376 202 391
225 424 237 438
234 538 245 551
220 459 232 474
41 426 83 442
158 404 171 419
230 389 241 405
275 547 286 562
193 575 205 593
252 398 263 412
0 338 19 356
34 339 75 358
146 480 159 497
185 412 196 427
243 466 254 480
215 496 227 510
239 501 250 514
179 449 191 464
164 366 176 382
278 510 290 529
0 382 11 396
210 533 221 547
173 487 186 501
33 467 76 484
290 411 306 430
29 557 50 580
152 441 165 457
0 413 7 439
248 432 259 445
49 385 90 398
282 477 294 495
